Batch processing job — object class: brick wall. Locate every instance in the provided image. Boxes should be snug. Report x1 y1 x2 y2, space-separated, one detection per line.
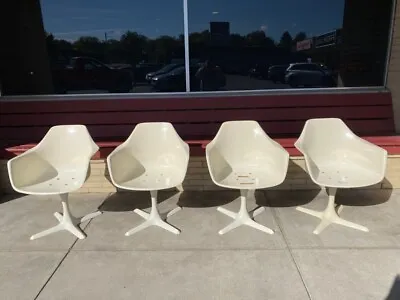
388 0 400 132
1 156 399 194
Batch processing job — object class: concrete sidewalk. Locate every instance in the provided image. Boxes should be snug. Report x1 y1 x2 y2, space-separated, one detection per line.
0 189 399 299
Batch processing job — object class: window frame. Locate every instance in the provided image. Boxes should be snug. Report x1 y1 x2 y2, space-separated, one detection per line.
0 0 397 101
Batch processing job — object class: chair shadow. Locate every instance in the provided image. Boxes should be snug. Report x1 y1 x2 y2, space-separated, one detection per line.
0 192 26 205
261 159 321 208
100 191 171 212
337 178 393 207
385 275 400 300
101 189 235 212
177 190 238 208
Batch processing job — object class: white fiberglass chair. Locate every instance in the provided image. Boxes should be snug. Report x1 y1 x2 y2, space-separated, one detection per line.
295 118 387 234
206 121 289 235
107 122 189 236
7 125 102 240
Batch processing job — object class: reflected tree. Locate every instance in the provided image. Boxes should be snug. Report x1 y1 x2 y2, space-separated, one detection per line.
293 31 307 43
246 30 275 48
45 28 310 68
279 31 293 51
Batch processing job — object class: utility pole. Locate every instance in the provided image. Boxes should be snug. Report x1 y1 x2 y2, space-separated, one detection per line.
104 32 108 41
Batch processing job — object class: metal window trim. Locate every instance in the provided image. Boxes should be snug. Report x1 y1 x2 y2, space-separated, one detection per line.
0 86 389 103
384 0 398 87
0 0 395 100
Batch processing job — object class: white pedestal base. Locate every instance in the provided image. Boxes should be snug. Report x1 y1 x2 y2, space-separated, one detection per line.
30 194 102 240
125 190 182 236
217 190 273 235
296 187 369 234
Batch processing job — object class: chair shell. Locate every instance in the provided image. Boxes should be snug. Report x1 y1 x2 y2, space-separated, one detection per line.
107 122 189 236
206 121 289 235
7 125 102 240
295 118 388 234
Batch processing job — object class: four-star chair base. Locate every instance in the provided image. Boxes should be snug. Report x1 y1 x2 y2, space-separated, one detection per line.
217 190 274 235
30 193 102 240
296 187 369 235
125 190 182 236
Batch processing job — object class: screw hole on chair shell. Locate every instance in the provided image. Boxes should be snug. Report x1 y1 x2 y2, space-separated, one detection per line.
57 178 60 180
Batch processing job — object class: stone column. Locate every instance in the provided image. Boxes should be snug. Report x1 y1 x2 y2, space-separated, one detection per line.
387 0 400 132
1 0 53 95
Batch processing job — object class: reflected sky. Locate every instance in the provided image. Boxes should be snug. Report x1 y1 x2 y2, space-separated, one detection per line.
41 0 345 41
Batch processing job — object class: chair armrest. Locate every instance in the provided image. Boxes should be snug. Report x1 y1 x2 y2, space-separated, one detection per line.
7 151 57 191
205 145 232 184
107 147 145 185
353 137 388 176
303 155 321 183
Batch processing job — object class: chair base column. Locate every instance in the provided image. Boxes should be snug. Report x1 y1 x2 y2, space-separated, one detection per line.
125 190 182 236
296 187 369 235
217 190 274 235
30 194 102 240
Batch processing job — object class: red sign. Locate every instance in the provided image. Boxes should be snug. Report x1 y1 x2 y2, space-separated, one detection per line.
296 39 312 51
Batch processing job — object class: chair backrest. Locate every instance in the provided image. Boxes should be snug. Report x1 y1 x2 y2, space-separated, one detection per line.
123 122 189 166
36 125 98 168
210 120 278 164
295 118 355 160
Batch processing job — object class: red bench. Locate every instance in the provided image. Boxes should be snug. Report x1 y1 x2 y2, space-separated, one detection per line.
0 90 398 158
4 136 400 160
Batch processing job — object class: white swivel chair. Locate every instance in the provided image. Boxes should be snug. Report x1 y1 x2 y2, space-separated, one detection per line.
107 122 189 236
206 121 289 235
7 125 102 240
295 118 387 234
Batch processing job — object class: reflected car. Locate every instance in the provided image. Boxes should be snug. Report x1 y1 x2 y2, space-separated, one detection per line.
151 65 201 92
249 64 269 79
145 63 184 82
284 63 336 88
267 64 289 83
134 62 163 83
52 56 133 93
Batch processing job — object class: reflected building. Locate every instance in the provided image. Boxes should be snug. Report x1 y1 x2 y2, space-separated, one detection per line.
295 29 342 84
210 22 230 46
338 0 393 86
1 0 53 95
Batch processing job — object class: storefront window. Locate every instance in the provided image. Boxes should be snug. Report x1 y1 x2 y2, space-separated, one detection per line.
188 0 394 92
0 0 395 96
1 0 185 95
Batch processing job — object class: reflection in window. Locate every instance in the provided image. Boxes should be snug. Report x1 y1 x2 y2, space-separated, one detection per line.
2 0 185 95
0 0 394 96
188 0 393 91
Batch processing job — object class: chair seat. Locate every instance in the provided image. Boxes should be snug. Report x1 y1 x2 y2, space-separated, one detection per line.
116 165 185 191
15 170 86 195
215 166 284 189
312 162 383 188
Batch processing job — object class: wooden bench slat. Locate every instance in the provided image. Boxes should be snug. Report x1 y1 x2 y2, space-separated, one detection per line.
0 105 393 127
0 92 392 114
0 119 395 143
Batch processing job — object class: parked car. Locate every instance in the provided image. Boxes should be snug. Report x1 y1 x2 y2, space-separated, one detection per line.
248 64 270 79
268 64 289 83
284 63 336 88
151 65 202 92
134 62 163 83
52 57 133 93
145 63 184 83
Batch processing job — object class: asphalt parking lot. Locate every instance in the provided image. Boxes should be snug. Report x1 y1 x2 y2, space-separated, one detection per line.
65 75 291 94
133 74 290 93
